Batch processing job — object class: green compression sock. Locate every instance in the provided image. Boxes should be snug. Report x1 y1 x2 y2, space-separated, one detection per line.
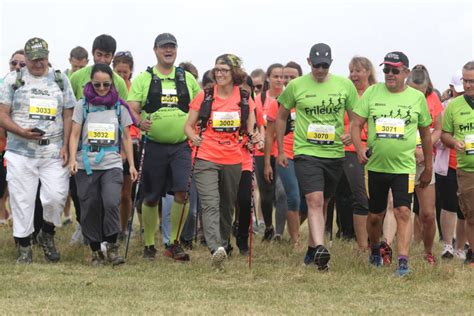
170 201 189 244
142 203 158 247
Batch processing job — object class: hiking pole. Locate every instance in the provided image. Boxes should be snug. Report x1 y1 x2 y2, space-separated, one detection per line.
248 133 259 269
125 117 151 259
175 128 202 245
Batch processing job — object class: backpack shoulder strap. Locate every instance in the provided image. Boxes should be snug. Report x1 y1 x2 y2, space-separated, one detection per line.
239 88 250 133
175 66 190 113
12 69 24 91
53 69 64 92
144 66 162 114
199 88 214 131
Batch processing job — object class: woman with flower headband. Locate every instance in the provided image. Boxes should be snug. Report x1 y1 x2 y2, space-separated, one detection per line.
184 54 261 270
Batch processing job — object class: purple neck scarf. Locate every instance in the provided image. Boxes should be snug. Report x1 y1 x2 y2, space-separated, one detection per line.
83 82 137 125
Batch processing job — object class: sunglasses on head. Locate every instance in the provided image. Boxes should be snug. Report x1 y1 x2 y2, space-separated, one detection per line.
312 63 330 69
10 60 26 67
92 82 112 89
115 51 132 58
382 67 401 75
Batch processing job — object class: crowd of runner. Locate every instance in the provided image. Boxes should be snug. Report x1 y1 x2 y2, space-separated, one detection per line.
0 34 473 276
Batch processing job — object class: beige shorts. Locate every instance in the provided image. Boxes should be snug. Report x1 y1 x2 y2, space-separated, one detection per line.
415 161 435 186
457 169 474 221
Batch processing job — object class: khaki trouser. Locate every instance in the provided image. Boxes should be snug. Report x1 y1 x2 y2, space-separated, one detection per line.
193 159 241 252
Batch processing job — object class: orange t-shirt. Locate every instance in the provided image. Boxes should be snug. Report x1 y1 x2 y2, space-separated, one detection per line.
266 99 295 160
426 92 443 128
344 112 367 152
254 91 278 157
189 86 255 165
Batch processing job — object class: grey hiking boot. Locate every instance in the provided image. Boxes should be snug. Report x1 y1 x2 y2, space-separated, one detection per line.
106 242 125 266
16 245 33 264
91 251 106 267
37 231 60 263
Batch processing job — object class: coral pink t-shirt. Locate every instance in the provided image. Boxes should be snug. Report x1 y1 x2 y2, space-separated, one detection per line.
189 86 255 165
254 91 278 157
266 99 295 159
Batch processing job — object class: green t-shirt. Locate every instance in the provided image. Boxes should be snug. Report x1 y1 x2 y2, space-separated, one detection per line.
442 95 474 172
353 83 432 174
127 66 200 144
69 65 129 101
277 73 358 158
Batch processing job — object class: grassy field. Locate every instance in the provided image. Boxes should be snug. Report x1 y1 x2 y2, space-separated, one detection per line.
0 221 473 315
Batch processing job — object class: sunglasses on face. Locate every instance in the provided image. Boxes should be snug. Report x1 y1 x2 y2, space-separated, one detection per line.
92 81 112 89
10 60 26 67
254 84 263 90
312 63 330 69
383 67 401 75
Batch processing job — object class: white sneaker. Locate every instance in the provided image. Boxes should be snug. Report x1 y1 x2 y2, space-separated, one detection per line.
70 224 85 245
441 243 454 259
454 249 466 260
211 247 227 270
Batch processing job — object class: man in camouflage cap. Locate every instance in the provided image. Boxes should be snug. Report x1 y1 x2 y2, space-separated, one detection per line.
0 37 76 264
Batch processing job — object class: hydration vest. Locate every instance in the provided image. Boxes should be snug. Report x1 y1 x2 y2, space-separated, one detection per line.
12 68 64 91
144 66 190 113
80 98 122 175
198 87 249 135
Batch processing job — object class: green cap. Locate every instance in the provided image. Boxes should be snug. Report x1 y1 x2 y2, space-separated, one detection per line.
24 37 49 60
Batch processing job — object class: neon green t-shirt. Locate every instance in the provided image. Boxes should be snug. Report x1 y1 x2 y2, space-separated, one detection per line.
442 95 474 172
277 73 358 158
127 66 200 144
69 65 129 101
353 83 432 174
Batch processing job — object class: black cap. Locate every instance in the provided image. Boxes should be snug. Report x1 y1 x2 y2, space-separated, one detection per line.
154 33 177 47
380 51 409 68
309 43 332 65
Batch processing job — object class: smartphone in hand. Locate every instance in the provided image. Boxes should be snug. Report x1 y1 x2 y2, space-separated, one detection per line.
31 127 46 136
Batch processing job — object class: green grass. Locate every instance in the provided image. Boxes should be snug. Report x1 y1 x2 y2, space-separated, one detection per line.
0 222 473 315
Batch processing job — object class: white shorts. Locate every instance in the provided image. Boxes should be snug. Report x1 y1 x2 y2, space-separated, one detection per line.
5 151 70 238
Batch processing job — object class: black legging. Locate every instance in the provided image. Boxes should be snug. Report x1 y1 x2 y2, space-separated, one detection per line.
237 171 252 238
255 156 275 227
69 175 81 223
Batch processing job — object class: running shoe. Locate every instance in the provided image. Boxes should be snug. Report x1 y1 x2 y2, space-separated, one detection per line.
464 249 472 265
303 249 316 266
380 241 392 266
424 252 436 266
395 258 410 277
211 247 227 270
369 254 382 267
262 226 275 242
454 249 466 260
314 245 330 271
164 241 190 261
236 236 249 256
143 245 157 260
441 243 454 259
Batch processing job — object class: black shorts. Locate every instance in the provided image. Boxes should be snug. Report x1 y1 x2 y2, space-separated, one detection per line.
367 171 414 214
123 143 141 176
142 140 191 203
436 168 464 219
294 155 344 198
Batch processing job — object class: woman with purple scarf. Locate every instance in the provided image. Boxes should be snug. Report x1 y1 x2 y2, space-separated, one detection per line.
69 64 137 266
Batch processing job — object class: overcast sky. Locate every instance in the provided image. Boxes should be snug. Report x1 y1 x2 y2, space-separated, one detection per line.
1 0 472 91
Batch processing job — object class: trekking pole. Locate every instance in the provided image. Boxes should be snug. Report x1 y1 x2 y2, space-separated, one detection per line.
175 128 202 244
125 124 148 259
248 133 258 269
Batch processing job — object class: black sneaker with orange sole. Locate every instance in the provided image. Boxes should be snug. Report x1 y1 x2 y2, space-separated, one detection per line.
164 241 190 261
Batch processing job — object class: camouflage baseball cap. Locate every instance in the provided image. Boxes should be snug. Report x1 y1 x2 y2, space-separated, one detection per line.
24 37 49 60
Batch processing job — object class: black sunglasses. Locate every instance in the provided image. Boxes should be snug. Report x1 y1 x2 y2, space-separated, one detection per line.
254 84 263 90
312 63 330 69
92 82 112 89
10 60 26 67
383 67 401 75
